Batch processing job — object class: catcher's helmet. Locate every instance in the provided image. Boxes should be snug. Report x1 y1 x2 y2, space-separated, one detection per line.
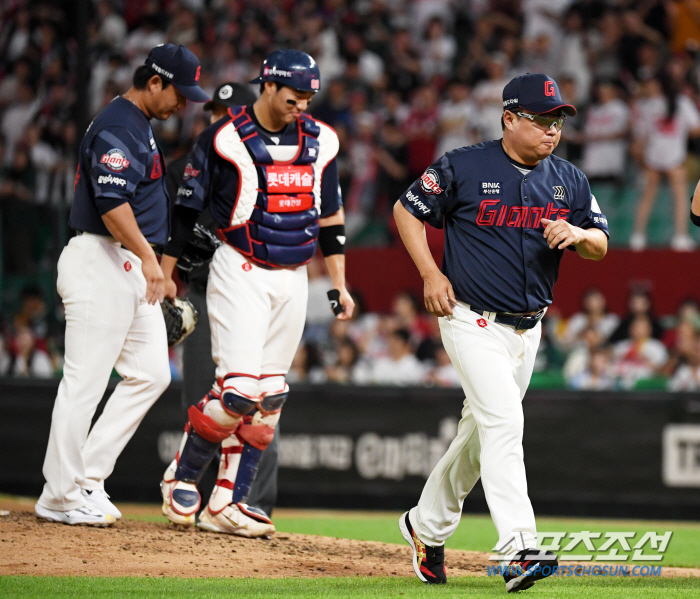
250 49 321 93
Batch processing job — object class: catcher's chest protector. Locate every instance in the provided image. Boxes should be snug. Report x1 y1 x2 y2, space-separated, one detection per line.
213 106 339 268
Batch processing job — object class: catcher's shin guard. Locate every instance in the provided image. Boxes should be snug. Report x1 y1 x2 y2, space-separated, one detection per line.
231 383 287 505
162 391 241 525
163 430 217 525
207 435 243 514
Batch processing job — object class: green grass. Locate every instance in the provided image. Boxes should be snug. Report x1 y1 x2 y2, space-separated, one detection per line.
272 511 700 568
2 576 699 598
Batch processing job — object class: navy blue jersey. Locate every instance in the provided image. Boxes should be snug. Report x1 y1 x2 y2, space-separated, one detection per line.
174 107 342 225
70 97 169 245
399 140 609 313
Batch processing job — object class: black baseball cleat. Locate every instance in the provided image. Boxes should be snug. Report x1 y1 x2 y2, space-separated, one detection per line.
399 511 446 584
504 548 558 592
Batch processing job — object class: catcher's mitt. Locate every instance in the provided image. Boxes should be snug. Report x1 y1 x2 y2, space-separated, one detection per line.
176 223 222 273
162 297 198 347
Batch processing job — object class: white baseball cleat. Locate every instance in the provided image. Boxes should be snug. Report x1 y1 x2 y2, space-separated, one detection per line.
82 488 122 520
161 477 199 526
197 502 275 537
35 503 116 527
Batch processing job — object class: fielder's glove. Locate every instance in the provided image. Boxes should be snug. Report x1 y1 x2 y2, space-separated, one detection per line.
162 297 198 347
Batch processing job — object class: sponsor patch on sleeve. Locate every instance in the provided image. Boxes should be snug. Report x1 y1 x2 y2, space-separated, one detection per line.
590 195 608 226
405 189 432 215
97 174 127 187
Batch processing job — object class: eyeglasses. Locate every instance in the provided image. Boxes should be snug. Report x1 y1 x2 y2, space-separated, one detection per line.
515 111 567 131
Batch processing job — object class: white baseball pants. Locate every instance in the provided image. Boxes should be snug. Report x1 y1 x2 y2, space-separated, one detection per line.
410 301 541 558
38 233 170 512
207 244 308 380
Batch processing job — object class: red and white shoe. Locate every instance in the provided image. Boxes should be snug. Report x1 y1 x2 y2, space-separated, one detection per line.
197 502 275 538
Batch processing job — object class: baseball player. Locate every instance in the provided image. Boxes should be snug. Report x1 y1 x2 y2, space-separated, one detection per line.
159 49 354 537
394 74 609 592
34 45 209 526
165 81 280 517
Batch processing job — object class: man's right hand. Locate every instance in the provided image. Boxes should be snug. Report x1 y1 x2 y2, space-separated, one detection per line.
142 257 165 305
423 270 456 317
164 277 177 300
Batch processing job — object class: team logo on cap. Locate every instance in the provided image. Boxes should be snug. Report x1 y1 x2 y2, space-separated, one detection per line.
183 163 200 180
311 79 320 90
195 66 201 82
218 85 233 100
545 81 555 96
100 148 130 172
419 168 443 195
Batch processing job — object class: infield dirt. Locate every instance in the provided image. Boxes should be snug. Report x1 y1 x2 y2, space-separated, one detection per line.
1 499 699 579
0 510 489 578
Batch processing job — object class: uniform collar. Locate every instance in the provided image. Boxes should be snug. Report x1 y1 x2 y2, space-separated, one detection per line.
247 105 297 139
500 140 537 171
115 95 151 124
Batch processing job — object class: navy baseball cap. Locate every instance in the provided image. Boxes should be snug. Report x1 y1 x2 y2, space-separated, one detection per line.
502 73 576 116
203 82 257 111
144 44 209 103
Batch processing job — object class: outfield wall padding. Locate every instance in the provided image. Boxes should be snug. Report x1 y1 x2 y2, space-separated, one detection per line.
2 379 700 519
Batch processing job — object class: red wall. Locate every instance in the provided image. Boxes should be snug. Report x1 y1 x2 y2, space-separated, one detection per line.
346 244 697 318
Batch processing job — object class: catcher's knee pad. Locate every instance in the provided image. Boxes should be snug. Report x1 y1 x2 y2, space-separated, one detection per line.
237 384 289 449
259 375 288 397
221 375 260 417
174 428 219 485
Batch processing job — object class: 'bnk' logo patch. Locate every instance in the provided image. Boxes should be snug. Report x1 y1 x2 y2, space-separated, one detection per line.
479 181 502 196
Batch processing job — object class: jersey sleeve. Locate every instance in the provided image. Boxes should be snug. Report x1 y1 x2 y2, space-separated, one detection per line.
568 172 610 240
319 157 343 217
398 153 455 229
89 126 147 215
174 130 213 212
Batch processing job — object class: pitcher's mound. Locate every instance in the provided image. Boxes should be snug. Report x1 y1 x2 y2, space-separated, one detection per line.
0 511 489 578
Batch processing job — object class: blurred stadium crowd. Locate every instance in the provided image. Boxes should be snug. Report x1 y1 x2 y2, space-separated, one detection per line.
3 0 700 386
6 255 700 393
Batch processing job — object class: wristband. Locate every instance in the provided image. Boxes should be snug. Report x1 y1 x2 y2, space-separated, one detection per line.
318 224 346 256
327 289 343 315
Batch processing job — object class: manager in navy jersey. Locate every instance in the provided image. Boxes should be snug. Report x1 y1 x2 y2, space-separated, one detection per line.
35 44 209 527
395 74 609 592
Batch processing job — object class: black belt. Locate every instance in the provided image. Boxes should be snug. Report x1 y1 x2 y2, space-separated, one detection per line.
76 231 156 250
470 307 545 330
